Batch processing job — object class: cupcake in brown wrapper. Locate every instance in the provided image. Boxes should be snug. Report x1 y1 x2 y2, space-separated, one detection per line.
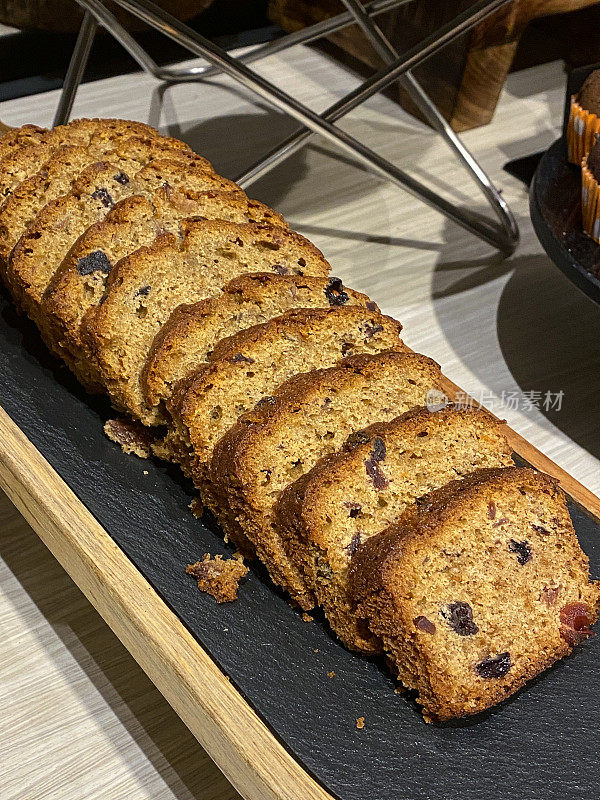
568 69 600 165
581 136 600 243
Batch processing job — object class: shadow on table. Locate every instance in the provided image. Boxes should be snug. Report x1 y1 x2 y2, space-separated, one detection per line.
0 498 240 800
431 209 600 464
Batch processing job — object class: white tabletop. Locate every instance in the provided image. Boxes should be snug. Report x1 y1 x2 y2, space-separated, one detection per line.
1 45 598 800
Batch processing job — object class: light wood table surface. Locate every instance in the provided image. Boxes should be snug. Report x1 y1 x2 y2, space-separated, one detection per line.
1 46 598 800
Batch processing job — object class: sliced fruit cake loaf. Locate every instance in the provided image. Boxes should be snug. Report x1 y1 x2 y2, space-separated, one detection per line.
86 221 332 422
7 156 237 327
168 306 405 486
275 405 513 651
208 351 441 609
42 190 285 389
142 274 375 413
349 466 600 720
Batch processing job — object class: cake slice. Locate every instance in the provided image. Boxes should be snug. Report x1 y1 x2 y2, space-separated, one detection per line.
85 221 332 421
42 190 284 389
0 132 196 263
208 351 440 608
275 405 513 651
142 274 375 412
0 119 191 209
349 466 600 721
169 306 404 486
7 156 237 325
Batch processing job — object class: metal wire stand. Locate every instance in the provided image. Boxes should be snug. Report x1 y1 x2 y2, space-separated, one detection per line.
55 0 519 254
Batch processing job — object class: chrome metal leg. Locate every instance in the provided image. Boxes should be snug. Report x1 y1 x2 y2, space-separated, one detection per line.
339 0 518 251
53 10 98 126
109 0 512 250
75 0 413 84
63 0 516 252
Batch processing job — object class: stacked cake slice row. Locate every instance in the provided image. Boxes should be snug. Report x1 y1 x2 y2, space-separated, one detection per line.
0 118 597 722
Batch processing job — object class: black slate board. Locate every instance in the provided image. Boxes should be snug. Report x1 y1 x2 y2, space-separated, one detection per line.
1 284 599 800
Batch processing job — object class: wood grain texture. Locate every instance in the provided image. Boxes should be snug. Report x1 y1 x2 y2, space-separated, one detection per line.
269 0 600 130
0 406 333 800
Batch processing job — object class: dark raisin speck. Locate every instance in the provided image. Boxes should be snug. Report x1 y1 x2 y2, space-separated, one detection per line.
231 352 255 364
76 250 112 276
324 277 350 306
365 437 388 490
488 501 496 520
475 652 511 679
414 616 436 634
344 500 362 518
344 430 371 450
345 532 362 556
532 524 550 535
341 341 353 356
366 301 377 311
509 539 532 565
134 285 151 298
92 187 114 207
113 171 129 185
441 601 479 636
272 263 289 275
363 322 384 340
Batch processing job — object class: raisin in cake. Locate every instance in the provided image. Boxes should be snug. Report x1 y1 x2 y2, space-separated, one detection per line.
208 351 441 608
43 190 284 389
142 274 374 412
8 156 235 326
86 221 332 423
275 405 513 651
349 466 600 720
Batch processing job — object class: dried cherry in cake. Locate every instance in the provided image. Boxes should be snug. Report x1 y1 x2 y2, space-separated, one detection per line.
414 616 436 634
91 187 114 207
560 602 595 645
324 277 350 306
76 250 112 276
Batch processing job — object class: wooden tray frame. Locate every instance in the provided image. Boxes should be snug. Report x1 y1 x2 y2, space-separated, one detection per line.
1 368 599 800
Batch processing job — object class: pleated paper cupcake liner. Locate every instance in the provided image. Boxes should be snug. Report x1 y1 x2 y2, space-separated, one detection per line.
567 96 600 166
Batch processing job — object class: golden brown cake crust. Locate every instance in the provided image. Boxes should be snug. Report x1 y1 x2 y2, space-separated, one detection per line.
349 467 600 721
206 351 437 610
141 273 375 409
274 405 513 652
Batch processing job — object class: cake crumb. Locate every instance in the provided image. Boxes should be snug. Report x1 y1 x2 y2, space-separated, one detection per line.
328 671 335 679
302 612 313 622
189 497 204 518
104 417 157 458
356 717 365 729
143 470 148 475
186 553 248 603
314 648 319 653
